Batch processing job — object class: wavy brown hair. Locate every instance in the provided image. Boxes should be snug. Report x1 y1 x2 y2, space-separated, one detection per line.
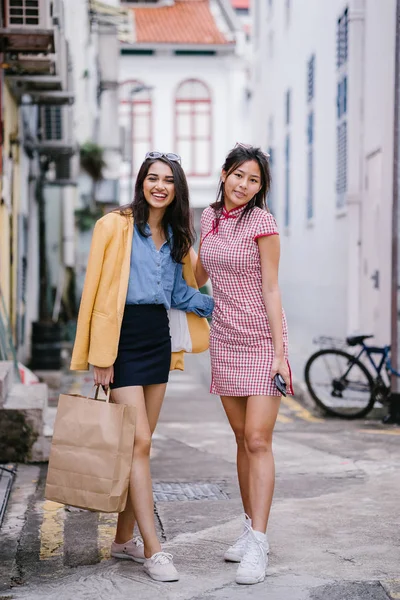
120 157 195 263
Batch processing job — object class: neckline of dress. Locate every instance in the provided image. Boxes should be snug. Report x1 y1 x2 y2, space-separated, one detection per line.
221 204 247 218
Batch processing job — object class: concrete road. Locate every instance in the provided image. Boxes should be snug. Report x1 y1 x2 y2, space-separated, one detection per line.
0 352 399 600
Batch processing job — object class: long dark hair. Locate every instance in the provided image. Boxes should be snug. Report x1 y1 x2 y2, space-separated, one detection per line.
211 145 271 222
120 157 195 263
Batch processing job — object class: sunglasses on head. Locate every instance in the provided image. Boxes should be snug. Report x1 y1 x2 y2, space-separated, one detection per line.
234 142 270 159
145 151 182 164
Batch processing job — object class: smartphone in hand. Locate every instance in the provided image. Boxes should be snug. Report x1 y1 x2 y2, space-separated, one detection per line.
274 373 287 397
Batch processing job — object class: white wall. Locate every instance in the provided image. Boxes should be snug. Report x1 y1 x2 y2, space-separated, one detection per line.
251 0 396 376
63 0 99 145
119 51 250 208
359 0 395 345
98 23 121 181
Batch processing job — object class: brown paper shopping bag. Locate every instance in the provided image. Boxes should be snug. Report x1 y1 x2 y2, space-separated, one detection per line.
45 386 136 513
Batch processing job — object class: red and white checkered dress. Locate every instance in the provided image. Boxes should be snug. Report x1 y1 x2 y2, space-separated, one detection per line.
200 204 293 397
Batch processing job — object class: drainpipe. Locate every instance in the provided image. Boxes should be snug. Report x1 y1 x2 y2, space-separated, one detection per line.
388 0 400 423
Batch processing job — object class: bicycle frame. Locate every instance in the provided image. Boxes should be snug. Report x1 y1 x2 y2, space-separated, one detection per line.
313 336 400 381
349 343 400 382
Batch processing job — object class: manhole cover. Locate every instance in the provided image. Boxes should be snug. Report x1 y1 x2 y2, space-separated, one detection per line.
153 482 229 502
310 582 390 600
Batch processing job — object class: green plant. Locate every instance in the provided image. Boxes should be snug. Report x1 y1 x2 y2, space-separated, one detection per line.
80 142 106 182
74 205 103 232
80 142 107 209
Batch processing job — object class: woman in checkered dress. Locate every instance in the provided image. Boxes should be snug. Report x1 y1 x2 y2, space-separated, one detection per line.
194 144 293 585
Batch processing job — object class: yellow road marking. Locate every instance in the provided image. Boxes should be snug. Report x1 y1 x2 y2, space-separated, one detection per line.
39 501 65 560
281 396 323 423
277 413 293 423
98 513 117 560
359 428 400 436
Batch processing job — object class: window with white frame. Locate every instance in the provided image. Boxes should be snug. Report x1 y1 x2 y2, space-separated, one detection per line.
306 54 315 220
175 79 212 177
336 7 348 68
119 80 153 176
336 7 348 208
307 54 315 103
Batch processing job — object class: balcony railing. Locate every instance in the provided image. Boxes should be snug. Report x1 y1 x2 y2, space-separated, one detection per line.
3 0 74 106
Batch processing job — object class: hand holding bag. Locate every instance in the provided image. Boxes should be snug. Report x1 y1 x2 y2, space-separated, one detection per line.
45 386 136 513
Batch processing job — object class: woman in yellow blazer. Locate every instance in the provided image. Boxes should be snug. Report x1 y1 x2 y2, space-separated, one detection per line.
71 151 213 582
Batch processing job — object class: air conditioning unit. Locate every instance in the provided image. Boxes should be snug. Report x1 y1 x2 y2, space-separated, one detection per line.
41 105 63 141
5 0 52 30
38 104 75 153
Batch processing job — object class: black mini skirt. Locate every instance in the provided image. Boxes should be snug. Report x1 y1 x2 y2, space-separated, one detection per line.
110 304 171 389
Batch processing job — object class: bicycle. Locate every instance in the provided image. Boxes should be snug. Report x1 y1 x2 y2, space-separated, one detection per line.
304 334 400 419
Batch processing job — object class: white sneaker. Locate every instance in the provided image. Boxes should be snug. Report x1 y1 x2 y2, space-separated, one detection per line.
111 536 145 563
224 514 252 562
236 529 269 585
143 551 179 582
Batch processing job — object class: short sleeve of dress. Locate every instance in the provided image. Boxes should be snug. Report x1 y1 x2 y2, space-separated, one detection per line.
253 210 279 241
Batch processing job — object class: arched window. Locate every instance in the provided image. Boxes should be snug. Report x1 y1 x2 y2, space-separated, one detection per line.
119 80 153 176
175 79 212 176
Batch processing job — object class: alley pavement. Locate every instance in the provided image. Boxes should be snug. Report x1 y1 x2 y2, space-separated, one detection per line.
0 353 399 600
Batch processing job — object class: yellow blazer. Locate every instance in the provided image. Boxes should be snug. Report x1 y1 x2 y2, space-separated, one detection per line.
70 211 209 372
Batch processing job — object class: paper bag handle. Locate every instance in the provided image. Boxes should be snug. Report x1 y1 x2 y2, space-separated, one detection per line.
93 385 111 403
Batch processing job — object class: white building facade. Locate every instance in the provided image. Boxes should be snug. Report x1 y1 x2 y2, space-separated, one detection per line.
251 0 396 376
118 0 250 232
63 0 128 299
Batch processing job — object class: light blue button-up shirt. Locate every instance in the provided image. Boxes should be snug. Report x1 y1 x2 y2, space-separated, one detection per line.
126 224 213 317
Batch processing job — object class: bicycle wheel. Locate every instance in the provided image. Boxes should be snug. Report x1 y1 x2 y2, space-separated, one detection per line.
304 349 375 419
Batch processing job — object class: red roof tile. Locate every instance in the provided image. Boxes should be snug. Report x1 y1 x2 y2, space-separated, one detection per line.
231 0 249 8
131 0 232 45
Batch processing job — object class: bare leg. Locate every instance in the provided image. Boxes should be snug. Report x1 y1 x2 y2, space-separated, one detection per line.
244 395 281 533
113 383 167 544
220 396 250 517
144 383 167 433
112 386 161 558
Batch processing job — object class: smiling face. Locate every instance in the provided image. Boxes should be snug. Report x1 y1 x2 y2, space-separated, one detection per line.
222 159 262 211
143 160 176 212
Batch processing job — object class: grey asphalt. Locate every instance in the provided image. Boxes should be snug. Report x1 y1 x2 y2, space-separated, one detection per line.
0 352 399 600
